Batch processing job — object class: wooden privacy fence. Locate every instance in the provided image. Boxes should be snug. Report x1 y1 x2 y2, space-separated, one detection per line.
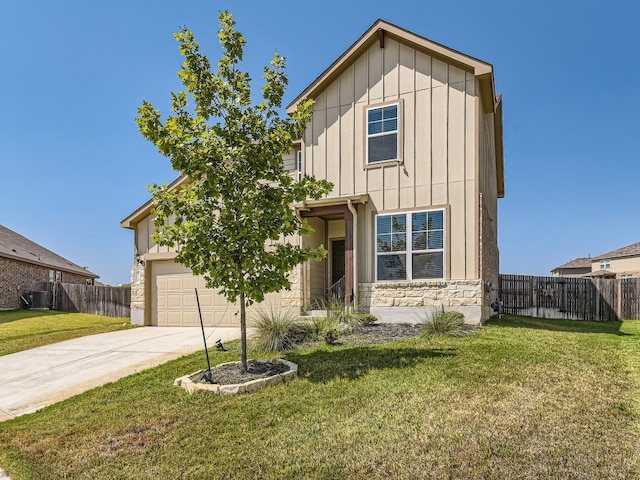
499 274 640 321
52 283 131 318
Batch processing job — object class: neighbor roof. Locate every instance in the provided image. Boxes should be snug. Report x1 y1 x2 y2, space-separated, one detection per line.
592 242 640 261
0 225 98 278
551 257 592 272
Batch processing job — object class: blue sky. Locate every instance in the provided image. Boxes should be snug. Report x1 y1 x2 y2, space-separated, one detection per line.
1 0 638 285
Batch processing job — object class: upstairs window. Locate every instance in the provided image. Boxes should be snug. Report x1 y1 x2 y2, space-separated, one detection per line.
367 103 399 163
600 259 611 270
296 150 302 181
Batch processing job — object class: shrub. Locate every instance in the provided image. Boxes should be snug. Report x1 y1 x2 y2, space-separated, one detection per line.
309 314 340 341
420 306 471 338
251 308 310 352
311 298 378 343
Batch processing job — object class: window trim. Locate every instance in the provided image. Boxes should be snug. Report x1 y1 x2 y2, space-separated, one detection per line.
375 208 446 282
363 99 403 168
296 149 302 182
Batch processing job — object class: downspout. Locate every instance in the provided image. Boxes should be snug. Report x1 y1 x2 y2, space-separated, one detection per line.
347 199 358 305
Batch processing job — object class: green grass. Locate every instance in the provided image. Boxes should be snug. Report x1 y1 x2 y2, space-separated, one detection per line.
0 310 134 356
0 315 639 479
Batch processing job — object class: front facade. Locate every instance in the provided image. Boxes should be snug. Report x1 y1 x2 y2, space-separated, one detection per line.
122 20 504 326
0 225 98 310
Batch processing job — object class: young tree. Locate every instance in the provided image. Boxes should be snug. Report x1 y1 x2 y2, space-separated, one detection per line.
136 11 332 373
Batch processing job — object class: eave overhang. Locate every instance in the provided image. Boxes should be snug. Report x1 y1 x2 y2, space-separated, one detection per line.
120 175 189 229
286 19 496 115
294 194 370 214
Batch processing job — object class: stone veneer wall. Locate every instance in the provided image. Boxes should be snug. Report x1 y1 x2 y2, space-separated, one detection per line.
130 266 146 324
130 266 146 310
359 280 483 309
281 264 303 310
359 280 485 324
480 199 500 316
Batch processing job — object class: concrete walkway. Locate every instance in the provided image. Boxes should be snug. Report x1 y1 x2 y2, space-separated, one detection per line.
0 326 246 422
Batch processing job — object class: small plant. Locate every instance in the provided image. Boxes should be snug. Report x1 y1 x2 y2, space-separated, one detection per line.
324 329 339 345
251 308 310 352
309 314 340 341
311 297 378 344
420 306 471 338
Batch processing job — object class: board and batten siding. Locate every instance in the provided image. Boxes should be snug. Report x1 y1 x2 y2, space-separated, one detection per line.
302 39 481 282
592 257 640 276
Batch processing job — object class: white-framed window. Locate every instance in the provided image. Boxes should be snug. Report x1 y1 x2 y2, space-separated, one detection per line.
49 270 61 283
600 259 611 270
376 209 445 281
296 149 302 181
366 103 399 163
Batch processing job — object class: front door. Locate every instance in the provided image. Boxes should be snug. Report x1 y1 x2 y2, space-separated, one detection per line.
331 239 345 285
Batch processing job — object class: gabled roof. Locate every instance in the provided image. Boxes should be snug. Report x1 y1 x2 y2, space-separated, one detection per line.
120 175 189 229
0 225 98 278
592 242 640 261
286 19 496 114
551 257 592 272
286 19 504 198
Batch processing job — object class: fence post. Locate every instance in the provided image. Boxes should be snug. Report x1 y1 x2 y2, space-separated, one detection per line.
616 278 622 320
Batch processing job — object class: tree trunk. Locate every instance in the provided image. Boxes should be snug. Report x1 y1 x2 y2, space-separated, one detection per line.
239 291 248 374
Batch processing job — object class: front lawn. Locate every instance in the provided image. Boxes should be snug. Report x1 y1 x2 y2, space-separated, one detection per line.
0 316 638 479
0 310 134 356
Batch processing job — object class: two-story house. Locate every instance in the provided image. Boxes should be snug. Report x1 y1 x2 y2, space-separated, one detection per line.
121 19 504 326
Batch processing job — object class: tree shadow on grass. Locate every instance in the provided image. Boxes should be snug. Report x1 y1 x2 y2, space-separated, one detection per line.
486 315 630 336
284 345 455 383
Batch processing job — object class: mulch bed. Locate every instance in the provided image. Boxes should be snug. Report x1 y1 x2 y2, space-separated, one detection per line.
339 322 421 346
195 323 422 386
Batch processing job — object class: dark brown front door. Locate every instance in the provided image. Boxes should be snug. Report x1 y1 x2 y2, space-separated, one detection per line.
331 239 345 285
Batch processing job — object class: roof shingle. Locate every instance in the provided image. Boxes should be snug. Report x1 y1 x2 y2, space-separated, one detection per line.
0 225 98 278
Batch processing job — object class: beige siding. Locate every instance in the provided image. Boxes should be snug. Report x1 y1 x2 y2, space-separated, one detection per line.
134 215 176 256
302 217 326 303
304 41 483 282
592 256 640 276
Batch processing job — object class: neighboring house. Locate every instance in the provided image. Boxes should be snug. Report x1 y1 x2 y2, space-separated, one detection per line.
551 257 592 277
0 224 98 310
121 19 504 326
552 242 640 279
590 242 640 278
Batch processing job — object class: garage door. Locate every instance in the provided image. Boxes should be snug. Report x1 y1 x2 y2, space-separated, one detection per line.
151 261 281 327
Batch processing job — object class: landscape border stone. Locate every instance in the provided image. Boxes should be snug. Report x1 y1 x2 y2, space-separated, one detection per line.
174 359 298 395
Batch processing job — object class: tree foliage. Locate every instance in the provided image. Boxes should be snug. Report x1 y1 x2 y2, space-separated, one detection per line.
135 11 332 371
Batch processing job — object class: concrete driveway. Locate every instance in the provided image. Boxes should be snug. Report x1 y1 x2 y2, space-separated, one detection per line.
0 326 246 421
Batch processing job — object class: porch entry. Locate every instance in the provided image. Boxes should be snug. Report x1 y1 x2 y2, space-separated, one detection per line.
329 239 346 300
299 200 362 307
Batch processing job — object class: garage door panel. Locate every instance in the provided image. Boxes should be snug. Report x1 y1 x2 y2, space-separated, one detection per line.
151 261 280 327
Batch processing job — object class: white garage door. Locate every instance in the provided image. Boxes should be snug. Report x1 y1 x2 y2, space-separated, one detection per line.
151 261 281 327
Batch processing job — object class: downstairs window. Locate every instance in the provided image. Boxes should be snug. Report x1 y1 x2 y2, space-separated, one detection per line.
376 209 445 281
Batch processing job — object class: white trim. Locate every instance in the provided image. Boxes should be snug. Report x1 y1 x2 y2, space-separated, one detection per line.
365 100 402 165
375 208 446 282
